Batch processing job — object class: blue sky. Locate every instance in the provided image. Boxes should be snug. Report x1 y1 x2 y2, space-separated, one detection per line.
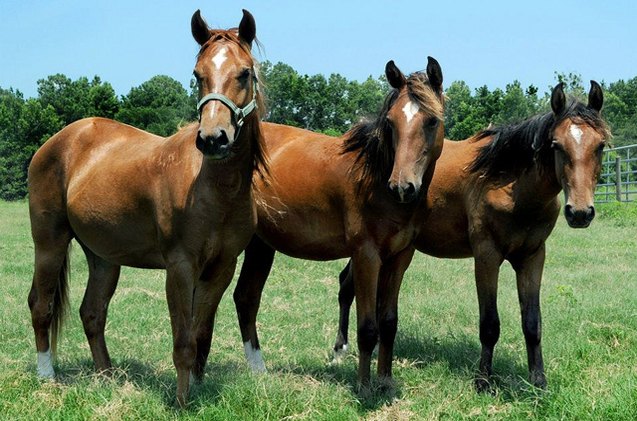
1 1 636 98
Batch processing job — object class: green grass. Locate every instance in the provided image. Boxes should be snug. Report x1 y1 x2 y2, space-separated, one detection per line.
1 200 636 420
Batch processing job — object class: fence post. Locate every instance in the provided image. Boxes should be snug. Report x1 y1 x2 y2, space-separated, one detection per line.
615 156 622 201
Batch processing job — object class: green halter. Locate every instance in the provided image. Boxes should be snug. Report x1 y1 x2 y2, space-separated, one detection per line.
196 76 258 140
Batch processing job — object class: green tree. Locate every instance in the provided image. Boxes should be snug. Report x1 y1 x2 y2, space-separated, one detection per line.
37 74 119 125
0 88 62 200
261 61 309 128
605 77 637 145
495 81 540 125
116 75 193 136
88 76 120 118
552 72 586 101
444 82 501 140
350 75 387 123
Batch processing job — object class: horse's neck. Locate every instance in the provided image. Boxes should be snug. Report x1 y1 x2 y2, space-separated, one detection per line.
198 125 259 194
513 160 562 208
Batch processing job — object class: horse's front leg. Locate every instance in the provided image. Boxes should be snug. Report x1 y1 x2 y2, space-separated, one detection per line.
333 260 354 358
472 240 504 392
510 243 547 389
376 246 415 382
351 246 382 389
165 257 198 408
233 235 276 373
192 255 237 381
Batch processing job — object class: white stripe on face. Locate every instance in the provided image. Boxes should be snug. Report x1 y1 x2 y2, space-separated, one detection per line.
212 47 228 70
570 124 583 145
402 101 419 124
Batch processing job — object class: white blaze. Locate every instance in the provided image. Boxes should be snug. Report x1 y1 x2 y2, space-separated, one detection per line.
570 124 583 145
212 47 228 70
243 341 267 373
402 101 419 123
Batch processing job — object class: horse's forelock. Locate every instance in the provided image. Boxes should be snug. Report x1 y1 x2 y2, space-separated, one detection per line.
406 72 444 120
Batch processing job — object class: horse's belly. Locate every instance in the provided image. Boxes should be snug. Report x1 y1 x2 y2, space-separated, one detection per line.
68 207 165 268
414 220 472 258
257 215 348 261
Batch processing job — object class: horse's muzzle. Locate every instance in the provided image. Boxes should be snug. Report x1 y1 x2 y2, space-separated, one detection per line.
564 204 595 228
196 129 232 159
388 181 418 204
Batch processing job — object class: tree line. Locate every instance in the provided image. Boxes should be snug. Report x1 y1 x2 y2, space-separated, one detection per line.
1 62 636 200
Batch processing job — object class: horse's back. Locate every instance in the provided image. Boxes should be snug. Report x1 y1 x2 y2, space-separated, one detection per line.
256 122 354 259
28 118 197 268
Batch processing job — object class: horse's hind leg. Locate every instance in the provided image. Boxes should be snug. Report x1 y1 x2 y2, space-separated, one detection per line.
28 222 73 378
510 244 547 389
79 246 121 372
333 261 354 358
233 235 275 373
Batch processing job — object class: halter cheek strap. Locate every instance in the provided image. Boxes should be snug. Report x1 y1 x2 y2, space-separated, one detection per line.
196 76 258 140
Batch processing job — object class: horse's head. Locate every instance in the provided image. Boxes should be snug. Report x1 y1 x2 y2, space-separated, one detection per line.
548 81 609 228
384 58 445 203
191 9 261 159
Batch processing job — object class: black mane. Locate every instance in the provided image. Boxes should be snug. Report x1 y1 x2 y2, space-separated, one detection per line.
469 99 610 178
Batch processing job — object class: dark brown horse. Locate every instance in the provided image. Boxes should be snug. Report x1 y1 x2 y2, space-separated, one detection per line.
232 58 445 390
334 81 611 390
27 9 265 406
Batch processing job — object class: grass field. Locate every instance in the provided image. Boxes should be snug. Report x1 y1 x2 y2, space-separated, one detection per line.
1 200 636 420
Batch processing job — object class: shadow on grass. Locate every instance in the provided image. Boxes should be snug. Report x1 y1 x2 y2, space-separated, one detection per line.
394 330 549 402
52 357 247 410
274 329 545 411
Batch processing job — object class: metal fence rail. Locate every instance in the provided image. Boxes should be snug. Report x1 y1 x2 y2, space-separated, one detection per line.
596 143 637 203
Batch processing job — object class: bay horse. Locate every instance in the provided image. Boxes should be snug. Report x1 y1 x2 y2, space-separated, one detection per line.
333 81 611 391
232 58 445 390
27 9 265 407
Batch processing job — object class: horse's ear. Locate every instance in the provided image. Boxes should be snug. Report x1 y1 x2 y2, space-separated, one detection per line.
385 60 406 89
588 80 603 112
238 9 256 47
426 56 443 94
191 10 211 46
550 82 566 115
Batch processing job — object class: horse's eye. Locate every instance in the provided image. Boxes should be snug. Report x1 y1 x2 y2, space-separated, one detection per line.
238 68 251 81
193 71 201 82
425 117 438 128
551 140 563 151
596 143 606 156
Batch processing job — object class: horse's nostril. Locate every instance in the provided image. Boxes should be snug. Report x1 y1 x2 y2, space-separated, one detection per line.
587 206 595 221
214 129 229 146
405 182 415 195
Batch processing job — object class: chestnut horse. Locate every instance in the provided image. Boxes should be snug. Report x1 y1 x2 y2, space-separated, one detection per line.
232 58 445 390
334 81 611 390
27 9 265 406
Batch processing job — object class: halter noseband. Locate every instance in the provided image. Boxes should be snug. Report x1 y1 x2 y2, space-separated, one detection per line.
196 75 258 140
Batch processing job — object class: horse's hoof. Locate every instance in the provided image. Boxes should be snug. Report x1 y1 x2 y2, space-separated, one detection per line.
331 343 349 364
530 372 547 389
356 382 373 400
474 376 494 395
37 351 55 379
378 376 396 394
